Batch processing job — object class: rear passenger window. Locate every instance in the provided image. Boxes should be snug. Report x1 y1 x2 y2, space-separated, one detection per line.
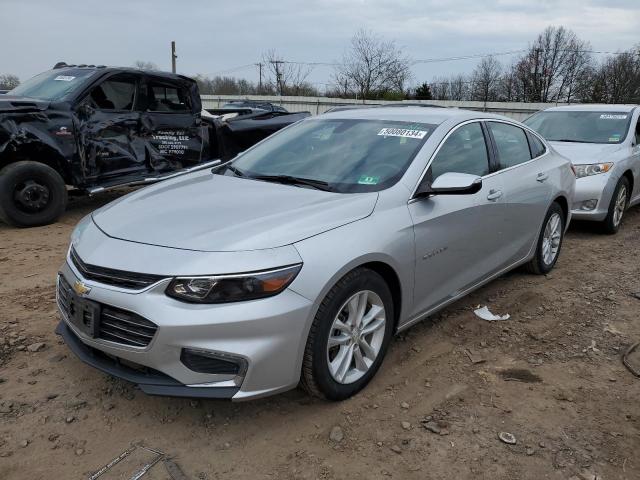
527 132 546 158
148 82 191 112
429 122 490 181
489 122 531 169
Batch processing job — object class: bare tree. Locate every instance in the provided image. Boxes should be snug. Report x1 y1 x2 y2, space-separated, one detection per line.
133 60 158 71
470 56 502 102
429 76 450 100
333 29 412 100
0 74 20 90
262 49 313 96
449 74 469 101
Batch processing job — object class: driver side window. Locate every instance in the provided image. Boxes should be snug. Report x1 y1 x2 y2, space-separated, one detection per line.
83 74 137 111
429 122 490 182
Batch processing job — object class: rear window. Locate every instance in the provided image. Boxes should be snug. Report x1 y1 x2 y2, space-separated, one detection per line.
148 82 191 112
524 111 632 144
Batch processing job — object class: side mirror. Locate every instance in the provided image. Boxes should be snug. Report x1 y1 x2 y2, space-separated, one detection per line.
415 172 482 197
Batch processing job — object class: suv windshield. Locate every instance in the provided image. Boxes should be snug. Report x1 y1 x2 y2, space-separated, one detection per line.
524 111 632 144
9 69 95 101
222 118 436 193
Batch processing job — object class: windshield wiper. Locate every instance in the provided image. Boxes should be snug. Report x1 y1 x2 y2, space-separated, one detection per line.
553 139 597 143
250 174 333 191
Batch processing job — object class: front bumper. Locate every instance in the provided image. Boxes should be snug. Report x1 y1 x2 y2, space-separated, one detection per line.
56 256 315 401
570 173 616 221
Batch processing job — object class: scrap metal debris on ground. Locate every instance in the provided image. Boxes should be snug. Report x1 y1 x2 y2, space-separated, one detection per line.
88 444 177 480
622 342 640 377
474 306 510 321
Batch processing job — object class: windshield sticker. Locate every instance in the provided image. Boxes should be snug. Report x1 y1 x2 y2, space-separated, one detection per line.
358 175 380 185
378 128 428 139
54 75 76 82
600 114 627 120
609 135 621 142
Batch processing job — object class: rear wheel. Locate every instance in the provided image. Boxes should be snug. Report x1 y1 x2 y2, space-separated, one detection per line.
525 202 565 275
600 177 629 235
0 161 67 227
301 268 394 400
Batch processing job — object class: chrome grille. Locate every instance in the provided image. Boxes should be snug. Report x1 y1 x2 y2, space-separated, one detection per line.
57 275 158 348
99 306 158 347
70 247 166 290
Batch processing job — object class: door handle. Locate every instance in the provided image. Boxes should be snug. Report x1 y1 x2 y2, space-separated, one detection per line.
487 189 503 201
536 172 549 182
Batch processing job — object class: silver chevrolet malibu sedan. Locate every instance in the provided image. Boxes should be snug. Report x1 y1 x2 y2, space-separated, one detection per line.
57 107 575 401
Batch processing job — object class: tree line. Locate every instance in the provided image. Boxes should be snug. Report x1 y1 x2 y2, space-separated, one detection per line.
1 26 638 104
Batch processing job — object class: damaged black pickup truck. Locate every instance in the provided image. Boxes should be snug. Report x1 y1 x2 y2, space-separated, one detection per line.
0 64 309 227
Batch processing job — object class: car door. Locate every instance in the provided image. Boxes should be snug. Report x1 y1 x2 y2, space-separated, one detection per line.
630 112 640 204
408 121 507 318
75 72 146 182
140 77 203 172
486 121 552 264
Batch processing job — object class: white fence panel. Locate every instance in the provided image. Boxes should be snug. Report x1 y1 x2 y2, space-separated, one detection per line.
201 95 570 121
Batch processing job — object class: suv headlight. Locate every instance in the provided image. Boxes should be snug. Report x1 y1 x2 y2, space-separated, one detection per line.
574 163 613 179
165 264 302 303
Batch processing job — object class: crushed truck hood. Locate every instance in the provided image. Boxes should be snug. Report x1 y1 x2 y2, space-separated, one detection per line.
0 95 51 113
92 170 378 252
549 141 625 164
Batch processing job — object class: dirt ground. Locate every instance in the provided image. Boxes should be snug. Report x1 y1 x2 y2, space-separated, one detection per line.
1 191 639 480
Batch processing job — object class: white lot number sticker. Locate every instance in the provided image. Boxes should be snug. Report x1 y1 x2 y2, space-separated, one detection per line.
600 114 627 120
54 75 76 82
378 127 428 139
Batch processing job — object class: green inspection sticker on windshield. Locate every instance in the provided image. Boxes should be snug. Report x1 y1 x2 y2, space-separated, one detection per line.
358 175 380 185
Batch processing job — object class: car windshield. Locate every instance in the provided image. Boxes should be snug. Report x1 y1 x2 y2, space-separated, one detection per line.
221 118 436 193
9 69 95 101
524 111 632 144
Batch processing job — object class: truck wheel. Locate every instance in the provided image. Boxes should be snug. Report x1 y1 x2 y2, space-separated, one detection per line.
0 161 68 227
600 177 629 235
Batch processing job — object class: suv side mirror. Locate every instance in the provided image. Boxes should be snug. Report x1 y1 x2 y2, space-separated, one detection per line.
415 172 483 197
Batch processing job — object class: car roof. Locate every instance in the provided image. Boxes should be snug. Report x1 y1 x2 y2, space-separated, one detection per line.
543 104 638 113
319 106 513 125
53 65 195 84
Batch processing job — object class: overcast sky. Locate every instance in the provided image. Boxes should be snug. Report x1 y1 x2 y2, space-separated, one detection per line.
1 0 639 91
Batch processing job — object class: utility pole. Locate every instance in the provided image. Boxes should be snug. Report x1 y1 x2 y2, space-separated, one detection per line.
256 63 263 93
171 41 177 73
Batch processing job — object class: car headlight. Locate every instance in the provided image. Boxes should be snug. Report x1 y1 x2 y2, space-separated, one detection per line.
165 264 302 303
574 163 613 179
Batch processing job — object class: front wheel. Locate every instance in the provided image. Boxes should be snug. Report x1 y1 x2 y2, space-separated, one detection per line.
525 202 565 275
0 161 68 227
301 268 394 400
600 177 629 235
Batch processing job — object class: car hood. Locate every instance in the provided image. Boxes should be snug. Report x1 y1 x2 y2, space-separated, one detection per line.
92 171 378 252
549 141 625 164
0 95 50 113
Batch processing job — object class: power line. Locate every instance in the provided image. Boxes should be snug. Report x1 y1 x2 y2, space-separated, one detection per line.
413 49 527 64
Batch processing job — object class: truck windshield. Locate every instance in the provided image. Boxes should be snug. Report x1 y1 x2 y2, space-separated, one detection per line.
9 69 95 101
224 118 436 193
524 111 632 144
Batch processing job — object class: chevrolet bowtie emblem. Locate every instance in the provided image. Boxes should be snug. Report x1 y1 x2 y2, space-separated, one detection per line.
73 280 91 296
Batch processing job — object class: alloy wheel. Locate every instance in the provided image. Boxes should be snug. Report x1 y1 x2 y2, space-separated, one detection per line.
326 290 386 384
542 212 562 266
613 185 627 227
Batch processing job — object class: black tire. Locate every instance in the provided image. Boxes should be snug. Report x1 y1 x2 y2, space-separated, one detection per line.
600 177 630 235
525 202 565 275
0 161 67 227
301 268 394 400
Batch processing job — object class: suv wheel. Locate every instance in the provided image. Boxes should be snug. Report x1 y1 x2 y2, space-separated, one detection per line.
525 202 565 275
301 268 394 400
601 177 629 235
0 161 68 227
